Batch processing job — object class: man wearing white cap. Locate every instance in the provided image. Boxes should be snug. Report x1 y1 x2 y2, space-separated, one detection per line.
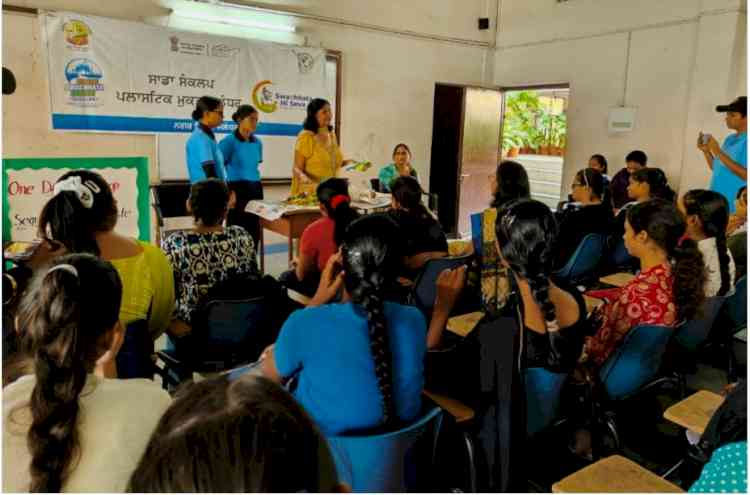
698 96 747 212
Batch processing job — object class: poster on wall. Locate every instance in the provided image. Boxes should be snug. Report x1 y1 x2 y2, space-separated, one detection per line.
2 157 150 242
42 12 328 137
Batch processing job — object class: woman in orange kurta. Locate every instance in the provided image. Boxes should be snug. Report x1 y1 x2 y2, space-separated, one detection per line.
291 98 348 196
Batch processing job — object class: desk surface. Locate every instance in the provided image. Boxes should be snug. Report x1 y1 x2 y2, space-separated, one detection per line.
446 312 485 337
423 390 475 423
599 272 636 288
664 390 724 435
552 455 683 493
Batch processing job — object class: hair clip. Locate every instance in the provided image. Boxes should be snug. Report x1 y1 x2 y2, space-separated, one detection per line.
53 176 96 209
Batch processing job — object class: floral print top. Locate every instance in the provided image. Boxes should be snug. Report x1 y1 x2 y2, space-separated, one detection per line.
162 226 259 325
584 262 677 366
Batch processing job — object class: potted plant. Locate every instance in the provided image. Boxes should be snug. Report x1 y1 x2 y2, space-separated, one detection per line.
501 117 524 157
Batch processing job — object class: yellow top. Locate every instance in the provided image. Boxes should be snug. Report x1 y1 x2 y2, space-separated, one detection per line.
291 129 343 196
109 240 175 338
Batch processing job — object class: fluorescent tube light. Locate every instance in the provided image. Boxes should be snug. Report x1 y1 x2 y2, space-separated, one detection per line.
172 11 296 33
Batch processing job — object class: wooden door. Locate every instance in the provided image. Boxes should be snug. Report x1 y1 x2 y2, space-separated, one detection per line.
457 87 503 236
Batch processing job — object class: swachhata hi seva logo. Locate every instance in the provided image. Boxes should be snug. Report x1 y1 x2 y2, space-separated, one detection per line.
252 80 278 113
63 20 91 49
251 80 314 114
64 58 104 107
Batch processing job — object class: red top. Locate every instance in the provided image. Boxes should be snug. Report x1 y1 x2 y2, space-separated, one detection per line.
584 263 678 366
299 217 337 272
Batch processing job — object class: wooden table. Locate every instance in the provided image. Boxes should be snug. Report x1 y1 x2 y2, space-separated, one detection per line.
446 311 485 338
552 455 683 493
251 198 390 273
258 210 321 272
599 272 636 288
423 390 475 423
664 390 724 435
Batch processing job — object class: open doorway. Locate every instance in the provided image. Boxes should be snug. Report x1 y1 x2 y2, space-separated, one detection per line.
500 86 570 209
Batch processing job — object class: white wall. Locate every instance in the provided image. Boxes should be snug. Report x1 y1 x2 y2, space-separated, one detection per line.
494 0 747 197
3 0 746 197
3 0 490 187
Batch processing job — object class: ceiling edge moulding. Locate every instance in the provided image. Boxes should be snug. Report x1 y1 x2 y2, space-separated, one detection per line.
496 5 745 51
180 0 491 48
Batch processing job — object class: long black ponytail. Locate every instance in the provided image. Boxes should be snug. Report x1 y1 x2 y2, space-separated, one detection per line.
19 254 122 492
495 199 560 331
341 214 401 425
683 190 732 296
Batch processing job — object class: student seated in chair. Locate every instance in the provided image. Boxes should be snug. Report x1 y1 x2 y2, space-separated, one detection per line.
281 177 359 296
580 200 706 369
554 168 614 270
2 254 171 492
387 176 448 278
678 189 735 297
609 149 648 211
162 179 260 341
38 170 175 340
612 167 676 240
128 374 345 492
262 214 427 435
685 380 747 493
476 160 531 314
497 199 588 371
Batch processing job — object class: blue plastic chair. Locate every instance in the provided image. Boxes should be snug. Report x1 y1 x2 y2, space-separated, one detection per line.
674 296 726 352
327 407 443 492
598 324 675 401
411 254 472 318
584 324 675 457
525 367 567 437
157 295 272 384
724 276 747 334
554 233 607 285
470 212 483 255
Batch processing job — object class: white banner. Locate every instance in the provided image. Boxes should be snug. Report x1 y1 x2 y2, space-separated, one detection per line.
42 12 328 137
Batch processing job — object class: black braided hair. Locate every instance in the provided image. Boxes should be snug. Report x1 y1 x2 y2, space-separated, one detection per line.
341 214 401 425
495 199 560 330
19 254 122 492
683 190 732 296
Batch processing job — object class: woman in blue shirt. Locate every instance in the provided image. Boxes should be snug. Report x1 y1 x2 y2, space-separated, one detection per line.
185 96 227 183
262 214 426 435
377 143 419 193
219 105 264 243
